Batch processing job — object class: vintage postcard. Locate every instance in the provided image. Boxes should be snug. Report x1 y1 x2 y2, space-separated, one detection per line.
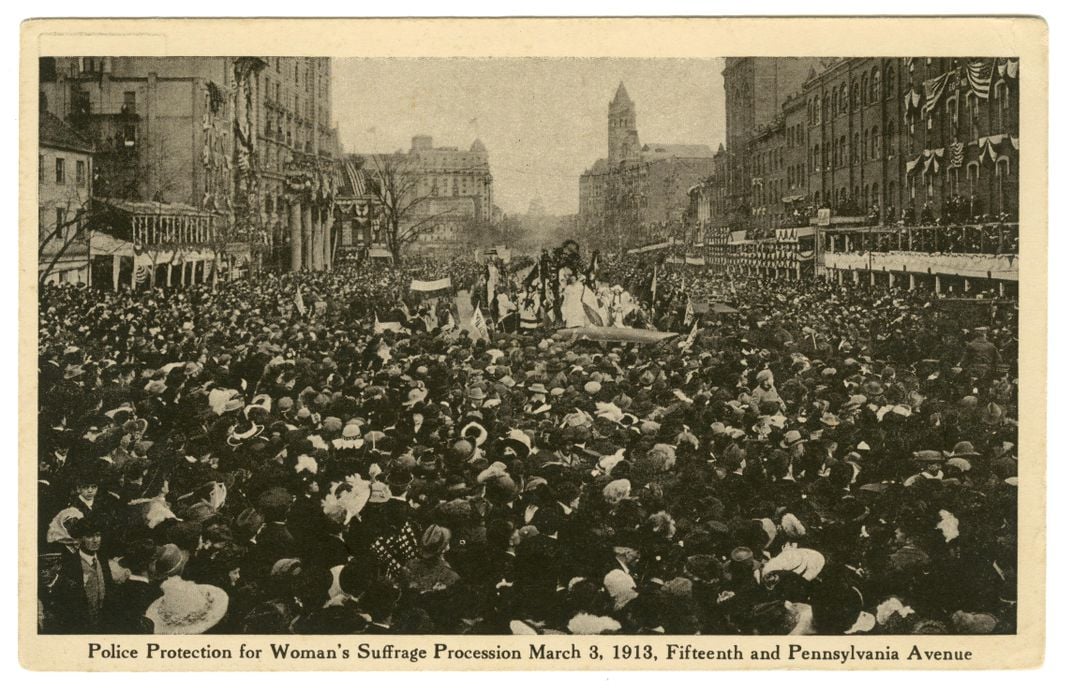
19 17 1046 670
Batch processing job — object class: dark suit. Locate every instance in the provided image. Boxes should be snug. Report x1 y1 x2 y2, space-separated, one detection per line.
48 549 115 634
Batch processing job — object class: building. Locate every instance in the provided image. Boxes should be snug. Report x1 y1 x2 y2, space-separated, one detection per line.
721 58 830 232
341 136 494 258
38 110 94 285
38 56 338 279
702 56 1020 295
579 83 716 252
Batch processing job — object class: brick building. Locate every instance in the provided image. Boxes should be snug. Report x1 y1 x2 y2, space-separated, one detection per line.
39 56 339 278
579 82 715 252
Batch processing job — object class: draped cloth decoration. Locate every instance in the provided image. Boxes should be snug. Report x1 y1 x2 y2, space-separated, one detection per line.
948 141 965 168
906 149 944 176
903 89 922 122
977 135 1019 165
905 155 922 177
923 71 954 113
923 148 944 174
997 58 1019 81
966 59 996 100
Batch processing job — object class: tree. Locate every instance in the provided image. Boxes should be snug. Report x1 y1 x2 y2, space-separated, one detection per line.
362 153 452 262
38 194 94 289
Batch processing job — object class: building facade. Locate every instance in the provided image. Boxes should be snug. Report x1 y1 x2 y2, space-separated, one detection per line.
340 136 494 258
39 56 339 279
38 111 94 285
579 82 716 252
701 56 1020 293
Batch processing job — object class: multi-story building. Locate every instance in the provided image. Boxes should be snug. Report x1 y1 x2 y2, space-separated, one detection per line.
38 56 338 280
38 110 94 285
703 56 1020 295
340 136 494 257
579 82 715 252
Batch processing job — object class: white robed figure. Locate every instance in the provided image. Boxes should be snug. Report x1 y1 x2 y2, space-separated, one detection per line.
560 271 588 328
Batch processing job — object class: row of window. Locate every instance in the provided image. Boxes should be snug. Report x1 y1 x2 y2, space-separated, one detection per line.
41 155 88 186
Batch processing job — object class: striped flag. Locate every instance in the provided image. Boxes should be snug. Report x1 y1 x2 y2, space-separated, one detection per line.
680 320 700 352
966 59 995 100
948 141 965 168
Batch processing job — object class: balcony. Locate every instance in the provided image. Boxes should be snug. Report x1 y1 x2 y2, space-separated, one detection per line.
822 250 1018 281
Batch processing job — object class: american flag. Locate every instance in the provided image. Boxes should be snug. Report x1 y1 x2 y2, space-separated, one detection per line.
948 141 965 168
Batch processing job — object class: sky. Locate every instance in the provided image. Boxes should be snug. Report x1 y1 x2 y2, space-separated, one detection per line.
332 58 726 216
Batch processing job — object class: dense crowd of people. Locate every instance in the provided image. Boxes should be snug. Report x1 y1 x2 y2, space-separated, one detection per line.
37 249 1018 636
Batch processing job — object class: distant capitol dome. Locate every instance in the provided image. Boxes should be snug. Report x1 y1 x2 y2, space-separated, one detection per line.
470 138 487 152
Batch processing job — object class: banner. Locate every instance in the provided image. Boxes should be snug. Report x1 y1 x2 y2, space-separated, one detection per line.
561 325 678 344
410 277 452 292
373 314 403 334
471 306 491 341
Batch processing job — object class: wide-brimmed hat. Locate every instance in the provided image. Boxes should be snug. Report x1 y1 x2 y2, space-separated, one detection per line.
500 429 533 459
146 577 229 634
946 441 982 458
227 420 264 447
460 421 488 448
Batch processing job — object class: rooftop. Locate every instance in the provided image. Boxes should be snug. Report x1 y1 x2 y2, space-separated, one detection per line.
39 111 94 154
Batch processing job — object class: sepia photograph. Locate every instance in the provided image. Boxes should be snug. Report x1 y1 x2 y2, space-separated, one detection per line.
18 16 1047 671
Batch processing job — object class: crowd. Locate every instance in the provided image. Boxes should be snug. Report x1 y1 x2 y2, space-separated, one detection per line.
37 250 1018 636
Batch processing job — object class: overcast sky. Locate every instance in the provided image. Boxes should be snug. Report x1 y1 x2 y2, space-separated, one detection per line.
332 58 726 216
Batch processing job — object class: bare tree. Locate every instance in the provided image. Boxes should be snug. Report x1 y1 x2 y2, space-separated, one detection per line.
362 153 452 262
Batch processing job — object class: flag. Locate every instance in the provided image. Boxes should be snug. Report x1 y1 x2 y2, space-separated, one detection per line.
581 285 605 327
684 296 695 326
966 59 994 100
948 141 965 168
294 287 306 315
680 321 700 352
471 306 491 341
650 264 658 305
923 71 953 113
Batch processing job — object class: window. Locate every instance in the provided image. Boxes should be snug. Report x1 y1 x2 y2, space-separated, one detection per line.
870 67 880 102
823 91 829 122
885 64 896 98
965 92 980 138
860 75 867 107
996 81 1010 132
839 136 847 167
885 119 895 156
813 144 820 171
966 162 979 199
76 160 85 186
852 132 860 164
123 91 136 114
55 207 66 236
851 80 859 111
55 158 65 184
947 166 960 196
888 181 897 208
839 83 848 113
996 158 1010 213
945 95 959 141
870 127 879 159
123 125 136 147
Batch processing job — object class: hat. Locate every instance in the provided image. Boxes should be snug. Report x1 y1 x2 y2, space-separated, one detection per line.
982 403 1005 426
466 386 487 401
685 554 722 582
460 421 489 448
584 381 602 395
148 543 187 581
527 383 549 395
780 430 805 448
602 478 631 504
567 613 622 635
146 578 229 634
603 570 638 610
500 429 533 459
756 369 774 384
419 525 451 558
763 547 826 581
913 450 945 464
